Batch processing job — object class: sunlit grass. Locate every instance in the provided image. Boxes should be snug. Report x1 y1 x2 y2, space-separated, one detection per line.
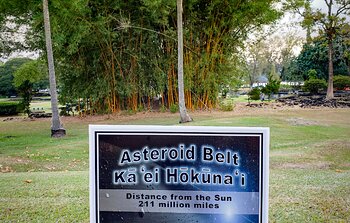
0 109 349 222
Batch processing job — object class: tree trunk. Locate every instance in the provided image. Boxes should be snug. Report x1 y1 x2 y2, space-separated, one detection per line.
43 0 66 137
326 39 334 99
177 0 192 123
325 0 335 100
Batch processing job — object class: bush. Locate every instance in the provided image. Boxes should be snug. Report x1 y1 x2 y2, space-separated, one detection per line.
261 79 280 99
302 79 327 94
0 101 21 116
160 105 167 113
169 104 179 113
137 105 145 112
334 75 350 90
248 88 261 100
219 100 235 111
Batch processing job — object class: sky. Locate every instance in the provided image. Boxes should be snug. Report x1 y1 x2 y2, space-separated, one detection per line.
1 0 349 63
277 0 349 39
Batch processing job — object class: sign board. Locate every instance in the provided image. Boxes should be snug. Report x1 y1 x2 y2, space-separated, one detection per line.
90 125 269 223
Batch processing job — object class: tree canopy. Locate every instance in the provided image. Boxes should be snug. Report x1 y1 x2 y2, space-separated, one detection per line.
0 58 31 97
13 59 46 116
1 0 282 113
285 34 350 81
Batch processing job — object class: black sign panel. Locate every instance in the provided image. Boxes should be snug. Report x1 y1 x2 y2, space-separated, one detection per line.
90 126 269 223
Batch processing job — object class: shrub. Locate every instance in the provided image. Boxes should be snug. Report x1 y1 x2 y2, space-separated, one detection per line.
334 75 350 90
169 104 179 113
302 79 327 94
261 79 281 99
307 69 318 79
0 101 21 116
219 100 235 111
160 105 167 113
248 88 261 100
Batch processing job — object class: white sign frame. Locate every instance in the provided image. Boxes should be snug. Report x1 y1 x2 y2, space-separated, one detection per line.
89 125 269 223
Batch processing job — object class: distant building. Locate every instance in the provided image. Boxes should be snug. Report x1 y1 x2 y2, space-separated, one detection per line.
252 76 268 87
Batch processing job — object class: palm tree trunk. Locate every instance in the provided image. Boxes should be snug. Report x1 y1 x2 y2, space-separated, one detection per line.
177 0 192 123
326 39 334 99
325 0 334 100
43 0 66 137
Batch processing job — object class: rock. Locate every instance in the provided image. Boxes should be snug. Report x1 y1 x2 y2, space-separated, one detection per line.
276 95 350 108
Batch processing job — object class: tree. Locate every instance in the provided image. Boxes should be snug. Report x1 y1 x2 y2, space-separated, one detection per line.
245 31 302 86
177 0 192 123
290 36 349 81
0 58 31 97
1 0 282 114
43 0 65 137
307 0 350 99
302 0 314 43
245 40 269 88
261 66 281 99
13 60 45 116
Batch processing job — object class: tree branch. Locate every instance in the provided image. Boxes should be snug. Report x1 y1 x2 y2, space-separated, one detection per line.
336 3 350 16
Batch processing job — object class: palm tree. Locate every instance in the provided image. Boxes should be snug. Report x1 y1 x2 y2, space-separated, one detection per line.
177 0 192 123
43 0 66 137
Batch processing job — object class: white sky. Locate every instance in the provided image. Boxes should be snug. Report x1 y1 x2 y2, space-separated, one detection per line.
1 0 349 63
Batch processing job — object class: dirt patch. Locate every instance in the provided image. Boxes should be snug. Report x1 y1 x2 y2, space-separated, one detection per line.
317 141 350 169
0 156 31 165
1 100 348 125
286 117 322 126
279 162 331 169
0 156 32 172
0 165 13 173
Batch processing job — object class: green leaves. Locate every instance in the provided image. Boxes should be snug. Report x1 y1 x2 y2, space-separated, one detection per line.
2 0 281 112
291 36 349 81
13 60 45 87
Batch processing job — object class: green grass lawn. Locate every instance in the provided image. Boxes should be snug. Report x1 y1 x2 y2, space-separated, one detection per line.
0 97 53 114
30 98 52 113
0 108 349 222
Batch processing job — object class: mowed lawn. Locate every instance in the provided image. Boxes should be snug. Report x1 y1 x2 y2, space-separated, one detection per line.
0 108 349 222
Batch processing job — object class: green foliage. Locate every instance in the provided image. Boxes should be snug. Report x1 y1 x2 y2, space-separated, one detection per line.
1 0 281 113
282 59 304 82
0 58 31 97
261 80 281 99
334 75 350 89
307 69 318 79
13 60 46 116
219 100 235 111
248 88 261 101
16 80 32 115
290 36 349 81
0 101 21 116
13 60 45 87
302 78 327 94
169 104 179 113
261 71 281 99
160 105 167 113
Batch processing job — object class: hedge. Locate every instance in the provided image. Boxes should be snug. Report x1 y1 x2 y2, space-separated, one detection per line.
334 75 350 90
302 79 327 94
0 101 21 116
